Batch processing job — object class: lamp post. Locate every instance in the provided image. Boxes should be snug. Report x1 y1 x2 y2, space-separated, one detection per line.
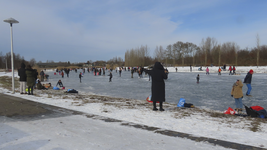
4 18 19 94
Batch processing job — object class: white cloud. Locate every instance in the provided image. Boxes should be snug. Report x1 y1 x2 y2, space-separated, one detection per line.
1 0 267 62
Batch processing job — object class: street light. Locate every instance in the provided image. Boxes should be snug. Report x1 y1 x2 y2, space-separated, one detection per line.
4 17 19 94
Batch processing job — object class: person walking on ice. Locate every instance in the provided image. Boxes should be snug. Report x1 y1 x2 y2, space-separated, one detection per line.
144 62 168 111
79 72 83 83
196 74 200 83
244 69 253 96
206 67 209 75
231 79 244 113
218 67 221 75
108 72 113 82
229 66 232 75
233 66 236 75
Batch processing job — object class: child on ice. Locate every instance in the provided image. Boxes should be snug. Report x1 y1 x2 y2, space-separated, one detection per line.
218 67 221 75
206 67 209 75
196 74 200 83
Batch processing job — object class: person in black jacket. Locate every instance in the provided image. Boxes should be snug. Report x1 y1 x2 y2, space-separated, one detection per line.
79 72 83 83
244 69 253 96
108 72 113 82
33 69 38 89
18 63 27 94
40 70 45 81
145 62 168 111
56 80 64 87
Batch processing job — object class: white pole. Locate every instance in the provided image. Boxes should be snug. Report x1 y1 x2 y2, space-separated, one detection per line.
6 54 8 71
10 23 15 94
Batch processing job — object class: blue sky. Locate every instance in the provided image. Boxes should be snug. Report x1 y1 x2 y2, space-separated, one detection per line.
0 0 267 63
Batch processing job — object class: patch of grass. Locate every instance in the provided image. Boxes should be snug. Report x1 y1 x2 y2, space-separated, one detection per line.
0 76 19 91
62 96 69 99
250 121 260 132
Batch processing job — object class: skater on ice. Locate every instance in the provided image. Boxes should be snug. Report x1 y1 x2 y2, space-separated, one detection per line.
244 69 253 96
218 67 221 75
196 74 200 83
229 66 232 75
108 72 113 82
206 67 209 75
79 72 83 83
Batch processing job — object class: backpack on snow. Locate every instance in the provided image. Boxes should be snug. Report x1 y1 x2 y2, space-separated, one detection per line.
244 105 259 117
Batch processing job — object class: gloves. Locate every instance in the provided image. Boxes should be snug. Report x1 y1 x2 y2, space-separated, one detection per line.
231 95 233 97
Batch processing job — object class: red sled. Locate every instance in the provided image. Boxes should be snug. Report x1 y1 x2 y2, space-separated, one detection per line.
146 96 159 103
224 107 236 115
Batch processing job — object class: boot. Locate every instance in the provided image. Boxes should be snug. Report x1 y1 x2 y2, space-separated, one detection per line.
159 102 164 111
153 101 158 111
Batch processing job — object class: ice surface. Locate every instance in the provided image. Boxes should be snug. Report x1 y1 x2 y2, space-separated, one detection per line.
46 69 267 111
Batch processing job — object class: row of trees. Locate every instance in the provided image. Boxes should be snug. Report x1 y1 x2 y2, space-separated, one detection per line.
125 36 267 67
124 45 154 67
0 52 36 70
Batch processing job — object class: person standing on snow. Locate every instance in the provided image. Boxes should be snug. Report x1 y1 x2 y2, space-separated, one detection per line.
40 70 45 81
26 65 35 95
18 62 27 94
231 79 244 113
144 62 168 111
244 69 253 96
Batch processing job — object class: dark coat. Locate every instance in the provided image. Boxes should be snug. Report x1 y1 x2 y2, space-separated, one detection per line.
34 69 38 80
26 68 35 87
40 71 44 76
108 73 113 78
18 63 27 81
244 72 252 84
145 62 168 102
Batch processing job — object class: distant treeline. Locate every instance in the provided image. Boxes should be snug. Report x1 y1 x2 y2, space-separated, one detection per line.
0 52 31 70
0 51 125 70
125 37 267 67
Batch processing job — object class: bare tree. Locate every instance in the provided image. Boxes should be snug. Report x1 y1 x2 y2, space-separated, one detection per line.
166 44 173 66
234 43 240 66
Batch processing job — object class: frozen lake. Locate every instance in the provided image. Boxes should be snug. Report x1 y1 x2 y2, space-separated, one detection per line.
46 69 267 111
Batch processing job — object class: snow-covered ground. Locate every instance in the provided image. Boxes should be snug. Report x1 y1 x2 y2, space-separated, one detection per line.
0 66 267 149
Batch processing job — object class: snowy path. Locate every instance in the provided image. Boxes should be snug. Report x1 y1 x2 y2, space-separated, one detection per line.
1 115 232 150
